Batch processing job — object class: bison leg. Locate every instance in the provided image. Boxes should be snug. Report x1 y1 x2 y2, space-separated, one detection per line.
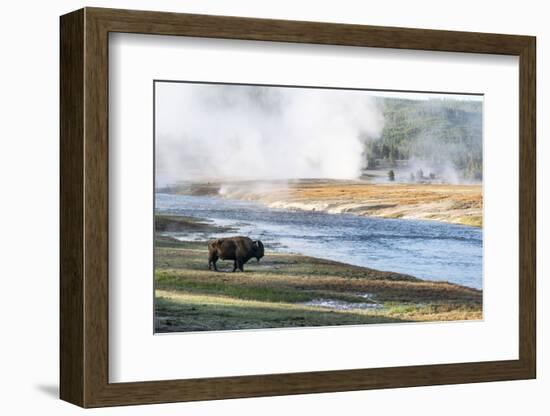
208 257 218 271
208 254 218 271
238 260 244 272
232 260 238 272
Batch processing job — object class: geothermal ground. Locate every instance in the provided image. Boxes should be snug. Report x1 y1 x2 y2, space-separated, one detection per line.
167 179 483 227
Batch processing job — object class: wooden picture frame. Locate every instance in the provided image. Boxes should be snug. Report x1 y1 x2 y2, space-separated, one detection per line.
60 7 536 408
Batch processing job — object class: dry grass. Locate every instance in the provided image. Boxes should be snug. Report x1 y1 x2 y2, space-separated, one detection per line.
155 239 482 332
217 180 482 227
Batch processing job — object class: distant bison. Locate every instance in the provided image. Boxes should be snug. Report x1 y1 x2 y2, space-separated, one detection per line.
208 236 264 272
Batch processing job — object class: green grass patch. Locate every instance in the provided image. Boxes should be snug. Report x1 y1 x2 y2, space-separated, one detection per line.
155 291 407 332
154 238 482 332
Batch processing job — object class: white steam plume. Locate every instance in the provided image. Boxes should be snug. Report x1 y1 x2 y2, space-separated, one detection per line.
155 82 383 186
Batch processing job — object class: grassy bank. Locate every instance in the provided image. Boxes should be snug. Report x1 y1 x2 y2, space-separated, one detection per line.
154 226 482 333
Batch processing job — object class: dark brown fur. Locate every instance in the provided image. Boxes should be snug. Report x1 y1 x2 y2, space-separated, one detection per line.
208 236 264 272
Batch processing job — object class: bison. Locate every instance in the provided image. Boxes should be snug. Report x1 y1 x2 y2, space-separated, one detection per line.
207 236 264 272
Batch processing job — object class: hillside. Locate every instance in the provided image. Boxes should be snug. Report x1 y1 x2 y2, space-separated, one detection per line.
366 97 483 181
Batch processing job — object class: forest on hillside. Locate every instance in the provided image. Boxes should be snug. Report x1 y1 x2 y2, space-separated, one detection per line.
365 97 483 181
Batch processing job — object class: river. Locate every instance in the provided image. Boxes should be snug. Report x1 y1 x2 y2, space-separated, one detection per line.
156 193 483 289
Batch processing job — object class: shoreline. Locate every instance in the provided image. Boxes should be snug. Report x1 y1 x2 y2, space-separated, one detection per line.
162 179 483 227
154 234 482 333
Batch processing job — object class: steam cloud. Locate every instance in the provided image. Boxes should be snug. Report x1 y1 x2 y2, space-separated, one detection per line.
155 82 384 186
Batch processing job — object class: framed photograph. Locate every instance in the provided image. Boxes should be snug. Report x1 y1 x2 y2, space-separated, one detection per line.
60 7 536 407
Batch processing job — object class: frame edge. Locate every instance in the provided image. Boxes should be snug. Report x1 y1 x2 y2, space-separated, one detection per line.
60 7 538 407
60 8 86 408
518 36 537 379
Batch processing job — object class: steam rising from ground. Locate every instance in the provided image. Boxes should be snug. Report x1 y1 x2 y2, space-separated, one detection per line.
155 83 384 186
